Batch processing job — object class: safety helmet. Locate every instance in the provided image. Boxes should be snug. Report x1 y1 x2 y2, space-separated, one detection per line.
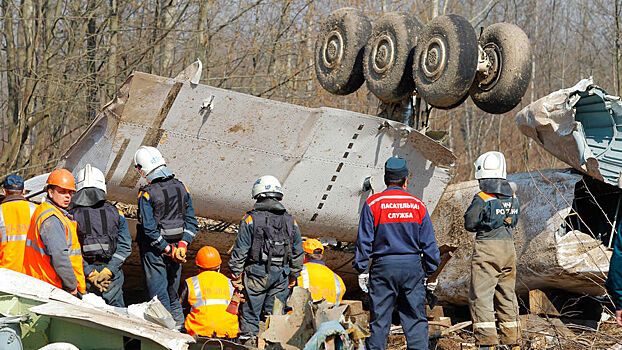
474 151 507 180
303 239 324 254
134 146 166 177
252 175 283 199
46 169 77 191
196 246 222 269
76 164 107 193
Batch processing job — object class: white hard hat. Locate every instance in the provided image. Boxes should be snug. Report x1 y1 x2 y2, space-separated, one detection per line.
252 175 284 199
134 146 166 177
474 151 506 179
75 164 107 193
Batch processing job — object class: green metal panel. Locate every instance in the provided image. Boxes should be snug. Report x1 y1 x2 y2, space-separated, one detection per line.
0 294 49 349
49 318 124 350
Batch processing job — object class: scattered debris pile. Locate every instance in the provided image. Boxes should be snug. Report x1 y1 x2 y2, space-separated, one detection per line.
258 287 368 350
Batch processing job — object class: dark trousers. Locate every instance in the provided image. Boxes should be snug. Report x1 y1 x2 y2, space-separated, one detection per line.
86 264 125 307
367 256 427 350
239 263 289 336
138 239 184 328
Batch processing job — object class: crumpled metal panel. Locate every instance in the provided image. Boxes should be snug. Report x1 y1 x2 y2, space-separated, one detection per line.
58 70 455 241
0 268 194 350
432 169 609 305
515 78 622 186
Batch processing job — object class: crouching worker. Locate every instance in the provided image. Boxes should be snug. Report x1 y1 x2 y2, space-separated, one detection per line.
69 164 131 306
297 239 345 304
180 246 239 341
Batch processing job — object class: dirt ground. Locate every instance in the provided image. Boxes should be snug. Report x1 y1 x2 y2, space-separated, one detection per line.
384 317 622 350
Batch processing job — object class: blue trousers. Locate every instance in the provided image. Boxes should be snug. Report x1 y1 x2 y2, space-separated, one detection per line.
239 263 290 336
86 264 125 307
138 240 184 328
367 256 427 350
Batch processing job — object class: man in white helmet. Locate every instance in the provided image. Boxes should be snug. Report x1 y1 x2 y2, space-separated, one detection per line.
228 175 303 343
69 164 132 306
133 146 198 330
464 151 521 350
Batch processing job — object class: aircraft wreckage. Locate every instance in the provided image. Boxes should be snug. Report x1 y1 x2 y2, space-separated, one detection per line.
20 12 622 306
21 67 620 307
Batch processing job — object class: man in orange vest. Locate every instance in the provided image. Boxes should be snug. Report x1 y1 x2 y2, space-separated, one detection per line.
179 246 239 340
296 239 345 304
24 169 86 296
0 174 37 272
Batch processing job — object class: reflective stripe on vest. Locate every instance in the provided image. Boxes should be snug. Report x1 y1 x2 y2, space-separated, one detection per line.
0 200 37 272
1 234 26 242
190 275 231 309
82 243 110 252
299 264 343 304
24 201 86 294
0 207 6 241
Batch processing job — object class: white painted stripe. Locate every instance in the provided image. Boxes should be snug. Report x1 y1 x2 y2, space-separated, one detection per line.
301 265 310 288
334 273 342 305
473 321 497 329
499 321 520 328
368 195 416 207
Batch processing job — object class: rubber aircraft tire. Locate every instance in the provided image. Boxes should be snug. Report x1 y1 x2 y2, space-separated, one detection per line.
314 8 371 95
363 12 421 103
413 14 478 109
469 23 532 114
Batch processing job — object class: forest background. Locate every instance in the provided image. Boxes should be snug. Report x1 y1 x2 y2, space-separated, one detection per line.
0 0 617 181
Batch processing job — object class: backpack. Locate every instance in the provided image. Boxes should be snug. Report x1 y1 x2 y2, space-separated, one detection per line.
248 210 294 268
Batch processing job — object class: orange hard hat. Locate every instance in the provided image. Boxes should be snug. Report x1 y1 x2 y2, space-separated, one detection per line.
46 169 76 191
303 239 324 254
196 246 222 269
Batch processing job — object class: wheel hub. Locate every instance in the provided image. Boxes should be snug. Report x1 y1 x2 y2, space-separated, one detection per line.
477 43 502 91
421 37 447 80
322 31 344 69
371 34 395 74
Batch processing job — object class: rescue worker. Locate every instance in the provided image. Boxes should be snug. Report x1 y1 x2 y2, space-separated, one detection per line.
134 146 198 330
296 238 345 304
69 164 132 306
0 175 37 272
464 151 521 350
354 157 440 350
180 246 239 340
24 169 86 296
229 175 303 341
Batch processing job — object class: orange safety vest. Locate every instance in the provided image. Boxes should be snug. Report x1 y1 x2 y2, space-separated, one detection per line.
297 262 346 304
184 271 239 338
0 198 37 273
24 201 86 294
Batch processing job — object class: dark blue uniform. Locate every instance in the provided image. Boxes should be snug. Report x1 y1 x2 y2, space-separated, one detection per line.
354 187 440 350
137 176 198 328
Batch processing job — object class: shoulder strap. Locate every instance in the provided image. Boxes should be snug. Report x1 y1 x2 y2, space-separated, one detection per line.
249 210 265 262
